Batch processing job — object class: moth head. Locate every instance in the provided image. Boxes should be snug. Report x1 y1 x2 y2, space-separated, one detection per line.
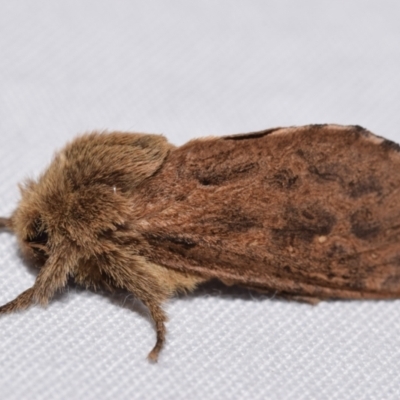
1 132 172 267
0 185 49 266
8 161 133 266
14 214 49 267
7 179 56 267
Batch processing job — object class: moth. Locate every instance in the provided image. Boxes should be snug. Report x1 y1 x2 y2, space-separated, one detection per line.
1 124 400 361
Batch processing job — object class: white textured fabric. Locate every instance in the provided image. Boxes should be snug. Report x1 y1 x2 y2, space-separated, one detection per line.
1 1 400 399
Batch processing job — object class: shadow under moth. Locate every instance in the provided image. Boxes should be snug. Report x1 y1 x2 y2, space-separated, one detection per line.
1 124 400 361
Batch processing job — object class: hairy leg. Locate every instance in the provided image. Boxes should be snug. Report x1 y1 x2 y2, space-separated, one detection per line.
0 250 73 314
0 288 34 314
144 299 168 362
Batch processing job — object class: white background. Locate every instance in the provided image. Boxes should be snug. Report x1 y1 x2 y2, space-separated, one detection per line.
1 1 400 399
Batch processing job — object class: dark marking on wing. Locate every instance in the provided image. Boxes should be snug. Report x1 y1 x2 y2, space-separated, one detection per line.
220 211 261 232
308 165 342 183
267 169 299 189
381 138 400 152
196 162 258 186
223 127 281 141
144 233 197 250
352 125 368 133
327 243 348 259
164 235 197 249
350 209 380 240
201 209 262 233
296 150 346 184
272 204 336 243
347 176 382 198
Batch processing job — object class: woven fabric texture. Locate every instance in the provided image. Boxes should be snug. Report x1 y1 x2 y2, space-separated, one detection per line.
1 1 400 399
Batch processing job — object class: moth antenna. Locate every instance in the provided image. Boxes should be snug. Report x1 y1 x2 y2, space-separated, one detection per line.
0 217 12 230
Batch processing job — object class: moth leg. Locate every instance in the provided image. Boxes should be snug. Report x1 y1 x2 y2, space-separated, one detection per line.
0 269 67 314
107 258 192 361
142 299 167 362
101 266 168 360
0 251 72 314
0 288 34 314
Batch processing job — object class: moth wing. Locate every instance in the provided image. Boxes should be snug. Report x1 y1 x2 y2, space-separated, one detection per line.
135 125 400 299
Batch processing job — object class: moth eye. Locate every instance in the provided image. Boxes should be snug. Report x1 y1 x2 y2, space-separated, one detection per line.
28 230 49 245
26 218 49 245
24 218 49 264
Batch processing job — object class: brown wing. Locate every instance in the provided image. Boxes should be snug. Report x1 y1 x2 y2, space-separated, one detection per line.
132 124 400 300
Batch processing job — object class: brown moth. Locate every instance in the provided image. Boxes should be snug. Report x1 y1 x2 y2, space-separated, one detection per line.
1 124 400 361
